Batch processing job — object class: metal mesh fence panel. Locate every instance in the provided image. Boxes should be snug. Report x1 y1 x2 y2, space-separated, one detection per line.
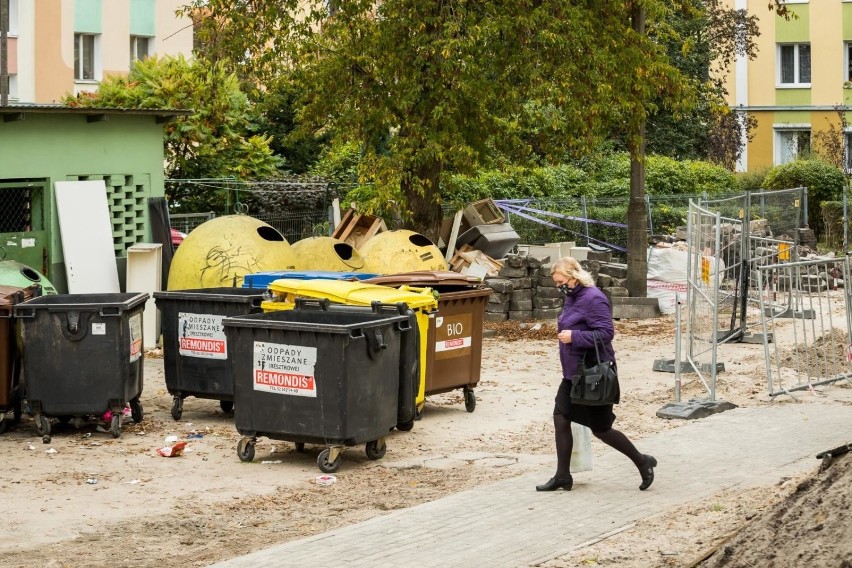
697 189 807 343
683 201 723 400
757 256 852 399
749 187 806 241
169 212 216 234
165 178 346 244
253 210 331 243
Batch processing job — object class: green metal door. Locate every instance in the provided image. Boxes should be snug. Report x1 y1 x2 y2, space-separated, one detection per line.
0 180 49 276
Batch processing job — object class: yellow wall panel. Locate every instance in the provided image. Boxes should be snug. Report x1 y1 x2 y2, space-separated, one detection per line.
750 7 778 105
774 110 811 124
811 1 843 104
749 111 776 171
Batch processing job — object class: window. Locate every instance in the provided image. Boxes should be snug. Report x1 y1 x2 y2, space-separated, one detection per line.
845 132 852 172
74 33 99 81
8 0 18 36
846 42 852 82
130 36 150 66
778 43 811 86
775 128 811 165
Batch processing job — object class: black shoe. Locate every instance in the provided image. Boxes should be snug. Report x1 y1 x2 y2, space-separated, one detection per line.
639 455 657 491
536 475 573 491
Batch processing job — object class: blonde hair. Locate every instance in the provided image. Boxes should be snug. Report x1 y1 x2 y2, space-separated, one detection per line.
551 256 595 287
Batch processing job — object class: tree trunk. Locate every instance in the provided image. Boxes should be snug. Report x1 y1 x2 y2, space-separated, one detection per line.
403 160 443 242
627 3 648 298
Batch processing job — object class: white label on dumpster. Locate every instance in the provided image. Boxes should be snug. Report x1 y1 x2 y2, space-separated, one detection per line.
252 341 318 397
92 322 106 335
178 312 227 360
129 313 143 362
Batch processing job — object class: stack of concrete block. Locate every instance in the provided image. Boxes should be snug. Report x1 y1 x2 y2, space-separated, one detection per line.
483 247 639 321
580 249 631 300
484 254 563 321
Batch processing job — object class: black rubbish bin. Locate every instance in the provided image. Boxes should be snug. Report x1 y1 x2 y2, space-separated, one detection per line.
154 288 265 420
223 307 411 473
14 293 148 440
0 284 41 434
292 298 419 432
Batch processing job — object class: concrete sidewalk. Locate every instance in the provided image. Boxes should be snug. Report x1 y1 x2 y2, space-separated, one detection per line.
211 402 851 568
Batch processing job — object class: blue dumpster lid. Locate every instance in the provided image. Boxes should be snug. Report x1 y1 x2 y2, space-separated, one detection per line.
242 271 380 289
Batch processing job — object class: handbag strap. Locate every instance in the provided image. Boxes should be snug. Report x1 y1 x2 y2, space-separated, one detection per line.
589 330 606 364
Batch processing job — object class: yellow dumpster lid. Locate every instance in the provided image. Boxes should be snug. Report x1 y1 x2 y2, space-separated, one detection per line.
266 278 438 310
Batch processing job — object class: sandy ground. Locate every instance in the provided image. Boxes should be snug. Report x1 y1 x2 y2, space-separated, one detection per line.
0 312 850 568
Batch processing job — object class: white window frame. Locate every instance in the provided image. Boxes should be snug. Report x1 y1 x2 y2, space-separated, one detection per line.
774 125 811 165
74 33 101 83
129 35 151 67
7 0 18 35
7 74 17 100
777 43 811 87
846 42 852 83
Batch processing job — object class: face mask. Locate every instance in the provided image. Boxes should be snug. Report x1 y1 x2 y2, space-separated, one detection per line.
558 283 575 296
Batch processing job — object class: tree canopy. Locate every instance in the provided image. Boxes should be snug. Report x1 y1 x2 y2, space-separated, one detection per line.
63 55 281 210
183 0 695 236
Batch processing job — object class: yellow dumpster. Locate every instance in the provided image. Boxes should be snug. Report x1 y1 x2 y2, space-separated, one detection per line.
290 236 366 272
358 230 448 274
263 279 438 414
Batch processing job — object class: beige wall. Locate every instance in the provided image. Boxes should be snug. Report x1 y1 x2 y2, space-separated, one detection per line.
35 0 73 103
157 1 195 58
21 0 193 104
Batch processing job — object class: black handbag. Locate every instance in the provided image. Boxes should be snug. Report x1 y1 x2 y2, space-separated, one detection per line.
570 331 620 406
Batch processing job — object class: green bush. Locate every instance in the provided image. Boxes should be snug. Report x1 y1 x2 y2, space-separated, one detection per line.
821 200 845 250
762 159 846 237
643 155 736 195
688 161 738 195
735 167 770 192
441 164 588 209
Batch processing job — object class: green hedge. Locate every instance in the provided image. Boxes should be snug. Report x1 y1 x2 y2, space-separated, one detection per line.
762 159 846 237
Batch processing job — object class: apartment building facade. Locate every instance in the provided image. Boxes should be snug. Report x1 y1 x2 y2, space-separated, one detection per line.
3 0 193 104
725 0 852 172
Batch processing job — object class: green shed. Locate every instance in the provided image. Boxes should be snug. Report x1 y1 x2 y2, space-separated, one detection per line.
0 104 188 293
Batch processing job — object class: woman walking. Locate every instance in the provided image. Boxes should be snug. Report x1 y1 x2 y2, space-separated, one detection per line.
536 257 657 492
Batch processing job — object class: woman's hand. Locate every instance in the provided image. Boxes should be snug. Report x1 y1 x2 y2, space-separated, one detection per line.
557 330 572 344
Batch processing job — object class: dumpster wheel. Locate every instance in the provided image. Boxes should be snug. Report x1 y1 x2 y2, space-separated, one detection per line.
171 397 183 421
130 398 144 423
365 439 386 461
35 414 50 438
220 400 234 413
317 447 342 473
109 414 122 438
396 419 414 432
0 415 6 434
295 442 306 453
237 437 256 462
464 388 476 412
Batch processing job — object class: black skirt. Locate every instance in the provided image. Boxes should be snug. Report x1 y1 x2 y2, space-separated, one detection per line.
553 378 616 433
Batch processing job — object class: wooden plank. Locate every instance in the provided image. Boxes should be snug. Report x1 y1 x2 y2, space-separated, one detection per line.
331 208 356 239
331 198 341 233
443 209 464 263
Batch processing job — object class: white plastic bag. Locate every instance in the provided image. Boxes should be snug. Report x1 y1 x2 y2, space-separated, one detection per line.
570 423 593 472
